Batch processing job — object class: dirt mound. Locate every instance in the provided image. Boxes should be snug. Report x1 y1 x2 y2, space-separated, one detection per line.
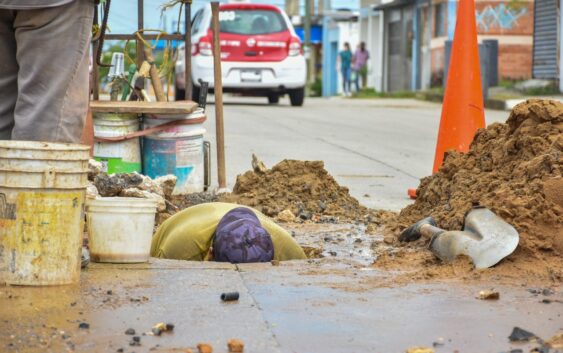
379 99 563 281
220 159 369 222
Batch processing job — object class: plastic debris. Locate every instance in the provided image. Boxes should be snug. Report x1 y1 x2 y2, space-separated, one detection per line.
221 292 240 302
478 290 500 300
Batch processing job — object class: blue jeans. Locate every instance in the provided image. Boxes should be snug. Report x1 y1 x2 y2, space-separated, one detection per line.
341 67 351 94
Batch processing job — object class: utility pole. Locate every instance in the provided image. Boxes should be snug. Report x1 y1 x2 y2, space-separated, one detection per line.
304 0 312 84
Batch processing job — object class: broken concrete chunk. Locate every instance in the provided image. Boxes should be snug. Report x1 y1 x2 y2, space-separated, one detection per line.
86 183 99 200
119 188 166 212
94 173 144 197
154 175 177 198
478 290 500 300
88 159 103 181
546 332 563 348
251 154 268 173
138 174 165 197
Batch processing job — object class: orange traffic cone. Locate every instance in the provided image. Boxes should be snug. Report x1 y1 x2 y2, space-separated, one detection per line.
432 0 485 173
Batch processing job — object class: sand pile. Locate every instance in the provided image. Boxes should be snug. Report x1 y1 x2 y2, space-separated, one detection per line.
378 99 562 282
220 159 369 222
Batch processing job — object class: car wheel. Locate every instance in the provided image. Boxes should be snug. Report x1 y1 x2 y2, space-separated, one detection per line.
289 88 305 106
267 94 280 104
175 86 185 101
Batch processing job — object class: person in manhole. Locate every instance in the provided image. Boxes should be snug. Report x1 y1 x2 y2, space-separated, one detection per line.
151 203 307 263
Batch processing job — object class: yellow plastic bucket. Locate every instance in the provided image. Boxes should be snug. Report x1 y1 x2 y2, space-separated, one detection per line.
0 141 90 285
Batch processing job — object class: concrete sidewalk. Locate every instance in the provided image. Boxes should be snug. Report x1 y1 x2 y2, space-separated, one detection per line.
1 258 561 353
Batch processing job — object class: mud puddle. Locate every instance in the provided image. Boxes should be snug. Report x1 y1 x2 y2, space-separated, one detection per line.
287 223 379 266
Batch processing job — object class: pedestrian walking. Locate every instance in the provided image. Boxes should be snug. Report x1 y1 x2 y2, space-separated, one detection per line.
353 42 370 93
0 0 95 142
338 42 352 96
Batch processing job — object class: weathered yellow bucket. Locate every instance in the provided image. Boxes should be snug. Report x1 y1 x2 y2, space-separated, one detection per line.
0 141 89 285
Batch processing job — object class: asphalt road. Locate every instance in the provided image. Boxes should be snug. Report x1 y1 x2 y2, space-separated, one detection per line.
203 96 509 211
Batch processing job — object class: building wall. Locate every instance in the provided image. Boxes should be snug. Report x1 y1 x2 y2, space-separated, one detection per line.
430 0 534 84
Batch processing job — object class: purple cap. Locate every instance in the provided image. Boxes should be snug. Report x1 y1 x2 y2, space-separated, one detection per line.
213 207 274 263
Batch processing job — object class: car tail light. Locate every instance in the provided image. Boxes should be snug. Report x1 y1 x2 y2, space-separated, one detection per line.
194 36 213 56
288 37 302 56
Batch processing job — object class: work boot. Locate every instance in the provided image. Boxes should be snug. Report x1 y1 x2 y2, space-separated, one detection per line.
399 216 438 242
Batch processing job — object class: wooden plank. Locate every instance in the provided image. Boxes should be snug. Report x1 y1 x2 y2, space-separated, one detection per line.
89 101 199 114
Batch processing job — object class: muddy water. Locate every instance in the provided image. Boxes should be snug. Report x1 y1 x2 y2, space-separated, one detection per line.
287 223 379 266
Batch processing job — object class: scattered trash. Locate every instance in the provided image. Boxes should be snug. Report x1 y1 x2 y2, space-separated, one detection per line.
221 292 240 302
197 343 213 353
478 290 500 300
78 322 90 330
406 347 434 353
508 327 537 342
151 322 174 336
125 328 135 335
227 338 245 353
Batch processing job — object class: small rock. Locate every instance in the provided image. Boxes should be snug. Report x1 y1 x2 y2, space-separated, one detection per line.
542 288 554 296
129 336 141 346
138 174 165 198
125 328 135 335
508 327 537 342
478 290 500 300
546 332 563 348
106 290 113 295
86 183 99 200
277 209 296 223
298 210 312 221
197 343 213 353
78 322 89 330
227 338 245 353
317 200 326 212
328 251 337 256
154 175 177 198
251 154 268 173
354 238 362 243
383 236 395 245
271 260 280 266
116 349 124 353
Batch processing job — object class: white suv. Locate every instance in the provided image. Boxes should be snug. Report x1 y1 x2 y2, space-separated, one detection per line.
175 2 307 106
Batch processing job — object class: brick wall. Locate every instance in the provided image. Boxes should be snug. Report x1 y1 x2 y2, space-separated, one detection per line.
498 44 532 80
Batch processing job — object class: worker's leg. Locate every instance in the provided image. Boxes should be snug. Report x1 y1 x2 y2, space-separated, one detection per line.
12 0 94 143
0 11 18 140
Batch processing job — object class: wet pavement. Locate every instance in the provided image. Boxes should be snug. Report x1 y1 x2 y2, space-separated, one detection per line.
2 258 561 352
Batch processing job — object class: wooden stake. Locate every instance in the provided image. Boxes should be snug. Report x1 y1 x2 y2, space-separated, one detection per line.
211 2 227 189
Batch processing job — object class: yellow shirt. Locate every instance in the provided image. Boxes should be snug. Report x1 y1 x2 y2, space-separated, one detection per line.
151 202 307 261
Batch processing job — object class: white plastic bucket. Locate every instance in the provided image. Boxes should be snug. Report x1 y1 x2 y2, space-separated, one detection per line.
142 109 206 195
86 197 158 263
0 141 89 285
94 113 141 174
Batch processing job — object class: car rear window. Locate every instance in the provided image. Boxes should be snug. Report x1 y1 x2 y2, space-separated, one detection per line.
219 9 287 35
